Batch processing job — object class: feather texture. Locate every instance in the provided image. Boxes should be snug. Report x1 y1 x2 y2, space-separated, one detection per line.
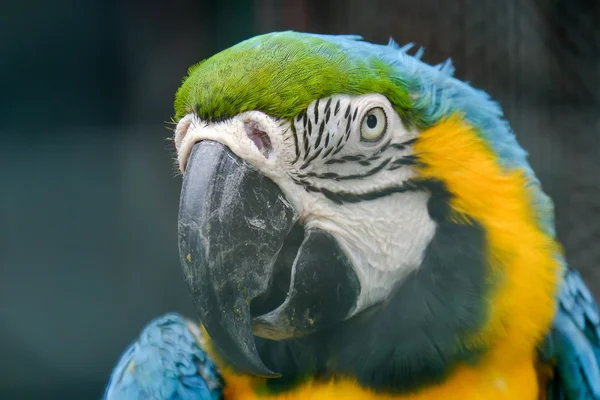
541 269 600 399
174 31 555 240
103 313 223 400
148 32 600 398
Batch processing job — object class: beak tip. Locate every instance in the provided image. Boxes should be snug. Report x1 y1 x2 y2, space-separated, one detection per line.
205 323 281 377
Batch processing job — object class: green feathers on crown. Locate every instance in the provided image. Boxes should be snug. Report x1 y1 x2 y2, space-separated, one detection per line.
174 31 418 125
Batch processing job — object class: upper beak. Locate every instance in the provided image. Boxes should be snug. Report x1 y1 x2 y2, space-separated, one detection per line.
178 140 360 377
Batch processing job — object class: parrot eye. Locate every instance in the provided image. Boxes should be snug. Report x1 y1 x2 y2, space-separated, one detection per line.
360 107 387 142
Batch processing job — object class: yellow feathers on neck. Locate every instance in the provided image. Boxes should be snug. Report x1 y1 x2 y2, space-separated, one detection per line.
413 113 561 358
203 114 562 399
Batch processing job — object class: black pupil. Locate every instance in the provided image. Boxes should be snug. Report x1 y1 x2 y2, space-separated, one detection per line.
366 114 378 129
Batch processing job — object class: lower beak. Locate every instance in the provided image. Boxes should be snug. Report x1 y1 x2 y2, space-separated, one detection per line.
178 141 360 377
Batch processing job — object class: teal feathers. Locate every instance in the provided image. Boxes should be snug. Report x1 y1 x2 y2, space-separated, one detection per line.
542 270 600 399
103 313 223 400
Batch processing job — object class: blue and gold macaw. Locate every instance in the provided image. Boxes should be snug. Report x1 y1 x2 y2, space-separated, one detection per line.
104 32 600 399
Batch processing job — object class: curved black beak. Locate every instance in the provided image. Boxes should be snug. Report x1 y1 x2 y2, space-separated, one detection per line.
178 140 360 377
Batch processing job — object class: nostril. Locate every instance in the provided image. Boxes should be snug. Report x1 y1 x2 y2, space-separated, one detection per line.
244 121 272 158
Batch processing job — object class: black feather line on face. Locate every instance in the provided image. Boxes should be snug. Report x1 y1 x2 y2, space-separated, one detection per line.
332 134 346 154
391 138 417 150
332 120 348 153
298 171 340 180
374 138 392 155
323 137 414 167
338 158 392 181
322 146 335 159
315 122 325 149
325 157 345 165
300 178 428 204
300 147 323 170
303 130 310 159
324 98 332 118
341 154 364 161
314 99 320 124
344 114 353 141
331 146 344 157
334 99 340 116
289 176 305 186
387 155 422 169
299 158 392 181
290 124 300 164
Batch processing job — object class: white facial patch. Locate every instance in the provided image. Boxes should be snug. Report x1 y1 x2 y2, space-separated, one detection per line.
304 190 436 314
174 93 436 319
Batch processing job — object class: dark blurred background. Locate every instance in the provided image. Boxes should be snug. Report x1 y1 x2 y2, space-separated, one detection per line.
1 0 598 398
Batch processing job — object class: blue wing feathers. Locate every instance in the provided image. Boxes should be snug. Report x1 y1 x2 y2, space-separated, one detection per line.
103 313 223 400
546 269 600 399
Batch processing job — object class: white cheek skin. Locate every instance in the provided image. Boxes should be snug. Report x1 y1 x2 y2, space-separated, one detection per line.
303 190 436 314
286 93 433 314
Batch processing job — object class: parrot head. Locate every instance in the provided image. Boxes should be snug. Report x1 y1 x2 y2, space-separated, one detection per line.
173 32 561 390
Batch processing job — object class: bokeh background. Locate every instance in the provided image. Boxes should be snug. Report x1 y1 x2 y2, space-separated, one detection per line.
1 0 599 398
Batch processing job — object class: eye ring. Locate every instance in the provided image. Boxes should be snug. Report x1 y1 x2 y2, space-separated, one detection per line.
360 107 387 143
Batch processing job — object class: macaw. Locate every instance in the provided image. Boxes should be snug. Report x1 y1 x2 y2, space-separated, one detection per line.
104 31 600 399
